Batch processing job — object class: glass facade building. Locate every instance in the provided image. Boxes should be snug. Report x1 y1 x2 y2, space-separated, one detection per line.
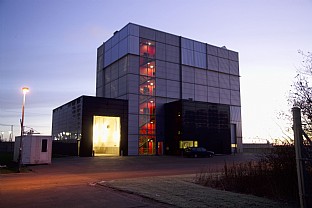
96 23 242 155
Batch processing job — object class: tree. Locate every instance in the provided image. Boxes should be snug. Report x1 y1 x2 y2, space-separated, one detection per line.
290 51 312 134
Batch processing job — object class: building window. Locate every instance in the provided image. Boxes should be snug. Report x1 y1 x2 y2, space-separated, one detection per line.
41 139 47 152
139 39 156 155
179 140 198 149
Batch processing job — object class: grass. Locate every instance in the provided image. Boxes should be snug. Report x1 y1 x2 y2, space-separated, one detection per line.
194 145 312 206
101 175 296 208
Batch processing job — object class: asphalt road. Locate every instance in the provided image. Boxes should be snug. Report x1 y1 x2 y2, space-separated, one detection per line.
0 153 257 208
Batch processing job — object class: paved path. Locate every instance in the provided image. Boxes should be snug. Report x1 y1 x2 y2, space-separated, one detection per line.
0 154 257 207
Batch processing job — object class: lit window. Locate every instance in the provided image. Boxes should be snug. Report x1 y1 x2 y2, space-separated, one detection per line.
231 144 237 148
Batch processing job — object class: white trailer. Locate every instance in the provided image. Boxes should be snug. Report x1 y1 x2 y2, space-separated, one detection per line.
14 135 52 164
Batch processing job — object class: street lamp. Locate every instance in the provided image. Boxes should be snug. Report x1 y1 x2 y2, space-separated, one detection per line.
18 87 29 172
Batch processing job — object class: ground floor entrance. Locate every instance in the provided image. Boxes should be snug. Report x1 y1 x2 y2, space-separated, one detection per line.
93 116 121 156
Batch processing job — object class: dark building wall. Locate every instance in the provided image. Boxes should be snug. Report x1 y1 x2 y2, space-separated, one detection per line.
164 101 181 155
165 100 231 155
80 96 128 157
52 141 78 156
52 96 128 157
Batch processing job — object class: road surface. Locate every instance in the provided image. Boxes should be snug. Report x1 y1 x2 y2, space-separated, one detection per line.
0 154 256 207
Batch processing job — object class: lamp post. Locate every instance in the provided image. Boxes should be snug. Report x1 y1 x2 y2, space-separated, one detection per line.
18 87 29 172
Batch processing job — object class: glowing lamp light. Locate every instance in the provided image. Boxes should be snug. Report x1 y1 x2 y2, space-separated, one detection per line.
150 83 154 86
22 87 29 94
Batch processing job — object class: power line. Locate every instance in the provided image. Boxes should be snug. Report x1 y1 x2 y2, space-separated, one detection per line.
0 110 51 116
0 123 14 126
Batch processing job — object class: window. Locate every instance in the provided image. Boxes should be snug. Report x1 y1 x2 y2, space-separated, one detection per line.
41 139 47 152
139 38 156 155
179 140 198 149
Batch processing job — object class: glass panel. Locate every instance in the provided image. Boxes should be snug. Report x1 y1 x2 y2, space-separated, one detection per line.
139 135 156 155
93 116 120 155
140 39 155 58
139 38 156 155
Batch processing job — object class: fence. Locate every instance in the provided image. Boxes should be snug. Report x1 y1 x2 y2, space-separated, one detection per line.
0 142 14 153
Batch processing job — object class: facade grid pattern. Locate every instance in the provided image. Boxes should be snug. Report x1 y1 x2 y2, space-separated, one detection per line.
96 23 242 155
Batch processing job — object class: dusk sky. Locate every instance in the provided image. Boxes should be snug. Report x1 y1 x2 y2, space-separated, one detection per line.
1 0 311 142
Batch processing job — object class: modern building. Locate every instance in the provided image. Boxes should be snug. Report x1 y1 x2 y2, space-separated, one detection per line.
52 96 128 157
52 23 242 156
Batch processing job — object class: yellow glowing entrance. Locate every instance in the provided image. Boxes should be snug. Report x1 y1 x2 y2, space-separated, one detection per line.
93 116 121 156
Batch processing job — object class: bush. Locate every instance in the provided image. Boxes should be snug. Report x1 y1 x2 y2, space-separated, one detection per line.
195 145 310 205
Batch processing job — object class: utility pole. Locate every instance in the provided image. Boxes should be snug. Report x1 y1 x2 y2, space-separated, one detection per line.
10 125 13 141
292 107 311 208
18 87 29 173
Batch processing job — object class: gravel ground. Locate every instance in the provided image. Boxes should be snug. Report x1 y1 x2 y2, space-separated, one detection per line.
99 174 297 208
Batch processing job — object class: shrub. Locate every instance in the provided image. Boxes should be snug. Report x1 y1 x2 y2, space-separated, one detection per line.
195 145 311 205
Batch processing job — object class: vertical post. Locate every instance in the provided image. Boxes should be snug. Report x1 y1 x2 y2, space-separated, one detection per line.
18 87 29 173
292 107 308 208
9 125 13 141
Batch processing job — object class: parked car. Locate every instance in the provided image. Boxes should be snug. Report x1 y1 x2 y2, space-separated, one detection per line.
183 147 214 158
